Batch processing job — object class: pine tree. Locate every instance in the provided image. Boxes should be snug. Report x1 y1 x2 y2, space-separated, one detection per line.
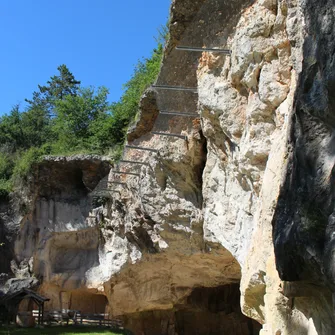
25 64 81 115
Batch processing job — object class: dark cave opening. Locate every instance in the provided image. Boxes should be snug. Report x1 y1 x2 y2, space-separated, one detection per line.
124 284 262 335
175 284 261 335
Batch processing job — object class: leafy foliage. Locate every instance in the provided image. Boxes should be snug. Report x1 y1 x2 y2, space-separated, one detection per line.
109 43 163 144
51 86 112 153
12 147 46 180
0 178 12 199
0 31 165 197
25 64 81 114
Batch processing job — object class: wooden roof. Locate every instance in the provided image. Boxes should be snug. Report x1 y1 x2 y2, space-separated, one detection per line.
1 288 49 304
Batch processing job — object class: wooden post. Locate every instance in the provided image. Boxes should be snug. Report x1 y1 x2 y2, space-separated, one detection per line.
41 303 44 325
37 304 41 325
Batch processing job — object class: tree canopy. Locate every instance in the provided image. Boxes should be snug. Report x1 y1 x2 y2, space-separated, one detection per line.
25 64 81 113
0 37 165 198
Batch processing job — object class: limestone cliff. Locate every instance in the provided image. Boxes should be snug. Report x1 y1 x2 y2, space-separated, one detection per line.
1 0 335 334
0 155 111 313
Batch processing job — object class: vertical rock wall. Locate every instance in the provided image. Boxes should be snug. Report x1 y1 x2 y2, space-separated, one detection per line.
3 0 335 334
0 155 111 312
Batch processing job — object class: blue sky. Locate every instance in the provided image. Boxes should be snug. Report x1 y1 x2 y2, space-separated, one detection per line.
0 0 171 116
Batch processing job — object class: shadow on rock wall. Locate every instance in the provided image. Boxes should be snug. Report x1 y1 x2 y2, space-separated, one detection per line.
272 0 335 332
123 284 261 335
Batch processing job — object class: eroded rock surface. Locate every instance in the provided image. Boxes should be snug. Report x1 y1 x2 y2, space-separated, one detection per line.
1 155 111 310
0 200 18 281
3 0 335 334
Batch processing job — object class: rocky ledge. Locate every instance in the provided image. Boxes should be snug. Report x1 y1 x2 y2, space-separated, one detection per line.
2 0 335 334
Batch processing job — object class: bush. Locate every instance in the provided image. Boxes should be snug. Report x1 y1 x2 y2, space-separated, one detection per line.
0 154 14 180
110 43 164 144
108 144 124 162
0 178 12 199
0 29 167 195
12 147 44 180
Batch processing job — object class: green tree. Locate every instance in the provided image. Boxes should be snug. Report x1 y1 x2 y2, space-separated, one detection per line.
0 27 166 188
0 153 14 198
109 43 164 144
51 86 111 152
0 105 25 152
0 105 51 151
26 64 81 114
0 154 14 180
21 106 51 147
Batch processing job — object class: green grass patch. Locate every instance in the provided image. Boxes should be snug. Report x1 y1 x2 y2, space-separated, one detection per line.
0 326 125 335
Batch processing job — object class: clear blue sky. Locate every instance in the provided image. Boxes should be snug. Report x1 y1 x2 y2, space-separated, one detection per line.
0 0 171 116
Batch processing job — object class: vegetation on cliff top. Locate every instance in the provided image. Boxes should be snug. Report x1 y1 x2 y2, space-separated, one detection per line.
0 32 166 199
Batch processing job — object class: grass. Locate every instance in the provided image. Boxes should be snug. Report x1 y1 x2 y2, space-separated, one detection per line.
0 326 126 335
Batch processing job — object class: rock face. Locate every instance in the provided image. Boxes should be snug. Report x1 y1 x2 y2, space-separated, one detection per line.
1 155 111 312
2 0 335 334
0 200 17 282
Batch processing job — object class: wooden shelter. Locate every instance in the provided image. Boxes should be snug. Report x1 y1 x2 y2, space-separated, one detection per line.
1 288 49 325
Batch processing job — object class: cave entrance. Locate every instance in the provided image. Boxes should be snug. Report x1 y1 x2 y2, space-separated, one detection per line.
115 248 262 335
174 284 261 335
65 290 108 314
124 283 261 335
